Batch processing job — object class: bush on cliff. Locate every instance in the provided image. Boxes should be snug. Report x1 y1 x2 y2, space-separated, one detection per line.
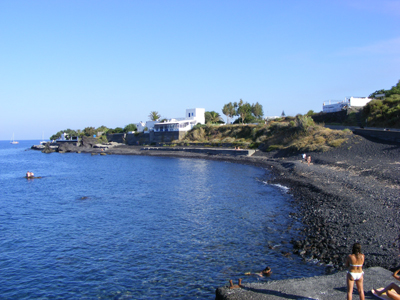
363 94 400 128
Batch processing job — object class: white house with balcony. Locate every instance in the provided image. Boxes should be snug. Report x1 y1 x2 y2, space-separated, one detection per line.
323 97 372 113
154 108 205 133
152 108 205 143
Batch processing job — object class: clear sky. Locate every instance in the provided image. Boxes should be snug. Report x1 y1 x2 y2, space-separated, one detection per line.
1 0 399 140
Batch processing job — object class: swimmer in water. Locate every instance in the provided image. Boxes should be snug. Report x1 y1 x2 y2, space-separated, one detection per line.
245 267 272 277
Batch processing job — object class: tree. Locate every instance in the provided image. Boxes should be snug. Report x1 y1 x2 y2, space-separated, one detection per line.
222 102 236 124
108 127 124 134
369 80 400 98
306 110 315 116
148 111 161 121
281 110 286 117
205 111 223 124
251 102 264 119
124 123 137 132
237 100 252 124
83 127 96 137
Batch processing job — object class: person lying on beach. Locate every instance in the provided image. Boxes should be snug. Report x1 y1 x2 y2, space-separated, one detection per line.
229 279 242 289
372 268 400 300
245 267 272 277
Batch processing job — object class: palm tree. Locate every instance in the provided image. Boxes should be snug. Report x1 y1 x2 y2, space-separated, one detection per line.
148 111 161 121
205 111 223 124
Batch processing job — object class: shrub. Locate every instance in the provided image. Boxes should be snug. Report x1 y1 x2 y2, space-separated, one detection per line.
328 139 347 147
266 145 282 152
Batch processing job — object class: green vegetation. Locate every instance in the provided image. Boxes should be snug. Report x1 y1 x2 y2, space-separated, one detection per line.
221 99 265 124
124 123 137 132
148 111 161 121
369 80 400 98
49 122 139 144
363 80 400 128
180 115 352 152
205 111 223 124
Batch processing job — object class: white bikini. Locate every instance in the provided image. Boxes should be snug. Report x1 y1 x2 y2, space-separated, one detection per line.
348 264 364 280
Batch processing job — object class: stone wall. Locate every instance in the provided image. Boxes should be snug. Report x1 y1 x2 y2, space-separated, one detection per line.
106 133 126 143
353 128 400 143
109 131 188 144
311 110 349 124
141 147 255 156
126 132 151 145
152 131 187 143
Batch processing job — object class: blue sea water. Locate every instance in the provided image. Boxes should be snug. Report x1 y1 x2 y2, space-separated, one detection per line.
0 141 325 299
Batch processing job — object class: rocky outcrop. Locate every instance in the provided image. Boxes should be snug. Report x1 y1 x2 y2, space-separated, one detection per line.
80 136 99 148
42 142 55 154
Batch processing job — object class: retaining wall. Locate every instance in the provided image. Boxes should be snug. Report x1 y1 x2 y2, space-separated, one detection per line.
141 147 255 156
353 128 400 143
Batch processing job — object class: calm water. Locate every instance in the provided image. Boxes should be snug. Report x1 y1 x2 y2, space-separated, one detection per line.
0 141 324 299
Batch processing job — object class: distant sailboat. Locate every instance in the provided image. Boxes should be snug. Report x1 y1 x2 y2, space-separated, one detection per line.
10 133 19 144
40 132 46 145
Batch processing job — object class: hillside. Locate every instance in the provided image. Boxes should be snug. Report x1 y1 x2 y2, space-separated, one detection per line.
177 115 352 154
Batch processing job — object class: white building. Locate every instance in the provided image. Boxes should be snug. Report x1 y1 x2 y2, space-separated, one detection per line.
136 120 160 132
323 97 372 113
154 108 205 133
136 121 146 132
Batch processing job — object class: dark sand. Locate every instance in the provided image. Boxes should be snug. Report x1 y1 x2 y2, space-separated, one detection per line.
61 133 400 272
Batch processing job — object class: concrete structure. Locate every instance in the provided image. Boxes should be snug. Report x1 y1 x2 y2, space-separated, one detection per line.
216 267 393 300
141 147 255 156
323 97 372 113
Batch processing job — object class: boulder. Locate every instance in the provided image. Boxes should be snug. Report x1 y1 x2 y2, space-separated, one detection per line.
42 142 54 154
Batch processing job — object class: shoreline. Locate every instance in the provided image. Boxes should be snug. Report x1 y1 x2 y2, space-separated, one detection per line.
40 135 400 272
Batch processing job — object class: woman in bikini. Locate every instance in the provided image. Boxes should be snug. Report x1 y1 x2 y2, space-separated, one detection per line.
372 268 400 300
345 243 365 300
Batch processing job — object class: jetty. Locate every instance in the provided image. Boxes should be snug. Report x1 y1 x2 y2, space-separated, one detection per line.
216 267 393 300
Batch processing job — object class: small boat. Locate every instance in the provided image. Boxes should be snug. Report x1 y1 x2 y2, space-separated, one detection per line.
10 133 19 144
39 132 46 145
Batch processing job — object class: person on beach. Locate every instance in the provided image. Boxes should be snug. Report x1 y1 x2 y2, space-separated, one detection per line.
307 155 311 166
345 243 365 300
372 268 400 299
302 153 307 162
245 266 272 277
229 278 242 289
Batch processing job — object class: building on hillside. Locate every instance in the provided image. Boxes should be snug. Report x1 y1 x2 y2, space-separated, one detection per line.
136 120 160 132
136 121 146 132
265 116 280 121
323 97 372 113
153 108 205 143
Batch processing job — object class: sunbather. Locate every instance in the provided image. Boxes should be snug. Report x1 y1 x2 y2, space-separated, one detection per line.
372 268 400 300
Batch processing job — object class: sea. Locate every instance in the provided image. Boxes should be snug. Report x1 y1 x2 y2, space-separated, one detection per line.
0 140 325 299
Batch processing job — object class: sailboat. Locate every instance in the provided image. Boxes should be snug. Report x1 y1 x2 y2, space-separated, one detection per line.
40 132 46 145
10 133 19 144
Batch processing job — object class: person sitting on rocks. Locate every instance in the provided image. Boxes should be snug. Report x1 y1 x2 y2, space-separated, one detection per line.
302 153 307 162
372 268 400 299
245 266 272 277
307 155 311 166
345 243 365 300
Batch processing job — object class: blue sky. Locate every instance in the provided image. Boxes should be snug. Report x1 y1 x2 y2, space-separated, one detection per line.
1 0 399 140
